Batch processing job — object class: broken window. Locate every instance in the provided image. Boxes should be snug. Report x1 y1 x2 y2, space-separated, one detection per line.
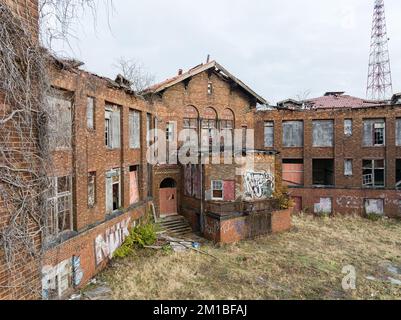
207 82 213 95
166 122 175 142
396 160 401 190
129 166 140 204
202 119 217 148
363 119 385 146
105 105 121 149
184 165 201 199
146 113 152 147
242 126 248 150
47 176 73 238
211 180 223 200
365 199 384 216
264 121 274 148
47 94 72 150
344 119 353 136
396 119 401 146
88 172 96 208
220 119 234 150
312 159 334 186
362 160 385 188
282 159 304 186
282 121 303 147
314 198 332 215
87 97 95 130
313 120 334 147
344 159 353 176
129 110 141 149
105 169 121 213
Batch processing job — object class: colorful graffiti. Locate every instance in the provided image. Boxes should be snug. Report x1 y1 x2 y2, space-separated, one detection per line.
95 218 131 265
244 171 275 200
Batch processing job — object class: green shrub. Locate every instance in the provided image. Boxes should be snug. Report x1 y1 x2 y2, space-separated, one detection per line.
113 223 158 259
366 213 382 222
273 185 294 210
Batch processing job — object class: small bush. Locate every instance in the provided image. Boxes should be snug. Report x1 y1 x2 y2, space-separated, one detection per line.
366 213 382 222
273 185 294 210
113 223 158 259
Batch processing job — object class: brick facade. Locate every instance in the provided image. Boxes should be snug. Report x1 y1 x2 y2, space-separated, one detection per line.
255 102 401 217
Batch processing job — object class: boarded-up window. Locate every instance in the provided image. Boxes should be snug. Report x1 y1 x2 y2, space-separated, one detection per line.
313 120 334 147
88 172 96 207
365 199 384 216
87 97 95 130
282 159 304 186
314 198 332 215
129 110 141 149
264 121 274 147
223 181 235 201
282 121 303 147
184 165 201 199
344 159 353 176
129 166 140 204
105 105 121 149
363 119 385 146
396 119 401 146
47 94 72 150
344 119 353 136
105 169 121 214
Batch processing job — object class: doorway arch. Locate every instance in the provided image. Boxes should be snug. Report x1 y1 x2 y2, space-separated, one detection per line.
159 178 178 216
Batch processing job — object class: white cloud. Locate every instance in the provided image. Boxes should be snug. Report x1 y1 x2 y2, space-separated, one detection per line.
49 0 401 103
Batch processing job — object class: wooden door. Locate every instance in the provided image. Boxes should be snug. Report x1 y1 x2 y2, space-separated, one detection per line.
159 188 177 216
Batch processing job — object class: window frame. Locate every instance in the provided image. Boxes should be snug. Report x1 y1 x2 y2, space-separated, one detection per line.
87 172 96 208
362 159 385 188
87 96 95 130
344 159 353 177
312 120 334 148
282 120 304 148
211 180 224 201
264 121 274 148
129 109 141 149
105 168 122 214
47 176 73 239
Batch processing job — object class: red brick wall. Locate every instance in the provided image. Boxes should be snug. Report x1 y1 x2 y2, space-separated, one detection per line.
2 0 39 41
255 105 401 217
42 206 145 299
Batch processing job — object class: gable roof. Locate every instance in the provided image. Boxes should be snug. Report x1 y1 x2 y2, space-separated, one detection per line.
143 60 267 105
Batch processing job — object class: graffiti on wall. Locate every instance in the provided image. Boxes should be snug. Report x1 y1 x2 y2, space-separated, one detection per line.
42 255 84 299
95 218 131 265
244 171 275 200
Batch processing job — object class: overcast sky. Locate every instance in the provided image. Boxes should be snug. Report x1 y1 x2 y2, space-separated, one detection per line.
51 0 401 104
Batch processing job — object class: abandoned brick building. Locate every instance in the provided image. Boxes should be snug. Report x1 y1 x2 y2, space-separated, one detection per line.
1 0 400 301
255 92 401 217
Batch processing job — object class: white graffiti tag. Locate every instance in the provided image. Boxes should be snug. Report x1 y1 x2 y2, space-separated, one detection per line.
244 171 275 200
95 218 131 265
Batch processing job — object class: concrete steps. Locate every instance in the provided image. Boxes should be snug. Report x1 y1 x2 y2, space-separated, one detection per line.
158 215 194 238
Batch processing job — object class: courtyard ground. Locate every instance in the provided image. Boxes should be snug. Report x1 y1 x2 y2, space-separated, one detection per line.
86 214 401 300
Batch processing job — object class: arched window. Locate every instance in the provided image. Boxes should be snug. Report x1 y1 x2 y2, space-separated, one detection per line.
202 107 218 148
220 109 235 150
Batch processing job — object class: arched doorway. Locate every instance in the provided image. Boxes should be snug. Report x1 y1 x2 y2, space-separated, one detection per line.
159 178 177 216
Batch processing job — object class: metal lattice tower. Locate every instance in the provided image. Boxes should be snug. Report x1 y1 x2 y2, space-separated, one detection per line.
367 0 393 101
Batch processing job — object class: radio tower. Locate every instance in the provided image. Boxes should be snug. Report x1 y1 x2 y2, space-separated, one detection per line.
366 0 393 101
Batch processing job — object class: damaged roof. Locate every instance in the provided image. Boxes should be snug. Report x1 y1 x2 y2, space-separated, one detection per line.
305 92 387 110
143 60 268 105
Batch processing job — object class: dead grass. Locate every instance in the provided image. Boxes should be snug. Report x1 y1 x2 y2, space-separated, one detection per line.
96 214 401 300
